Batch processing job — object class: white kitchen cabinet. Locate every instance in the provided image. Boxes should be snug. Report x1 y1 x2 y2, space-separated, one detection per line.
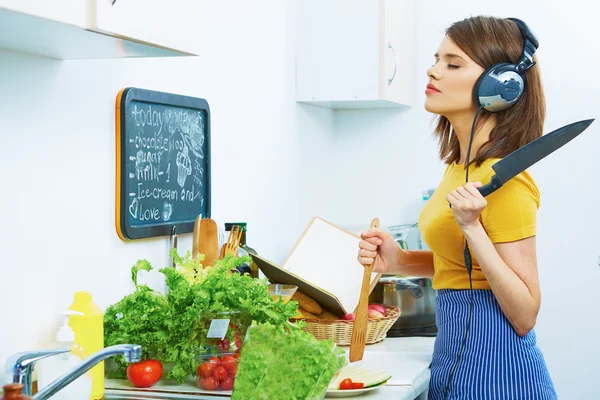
0 0 199 60
91 0 199 56
296 0 414 109
0 0 86 27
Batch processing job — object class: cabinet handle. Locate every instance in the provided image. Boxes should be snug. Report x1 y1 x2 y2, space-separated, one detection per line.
387 42 397 85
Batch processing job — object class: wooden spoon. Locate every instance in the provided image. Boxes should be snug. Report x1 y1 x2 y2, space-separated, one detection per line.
349 217 380 362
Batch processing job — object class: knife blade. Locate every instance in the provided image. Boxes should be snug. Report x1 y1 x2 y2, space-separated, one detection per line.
478 119 594 197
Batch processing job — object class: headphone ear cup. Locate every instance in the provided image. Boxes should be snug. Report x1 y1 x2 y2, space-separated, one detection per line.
474 63 525 112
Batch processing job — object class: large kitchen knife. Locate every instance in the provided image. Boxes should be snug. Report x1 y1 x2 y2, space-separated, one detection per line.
478 119 594 197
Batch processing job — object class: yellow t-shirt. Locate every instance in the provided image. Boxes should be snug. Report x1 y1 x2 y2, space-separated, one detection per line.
418 158 540 290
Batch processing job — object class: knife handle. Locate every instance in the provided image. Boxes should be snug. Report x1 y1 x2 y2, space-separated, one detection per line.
478 175 503 197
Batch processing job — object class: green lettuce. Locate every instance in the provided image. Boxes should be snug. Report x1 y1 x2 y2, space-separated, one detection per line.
104 251 299 383
232 322 347 399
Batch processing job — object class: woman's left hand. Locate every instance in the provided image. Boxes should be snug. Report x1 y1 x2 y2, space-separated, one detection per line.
446 182 487 230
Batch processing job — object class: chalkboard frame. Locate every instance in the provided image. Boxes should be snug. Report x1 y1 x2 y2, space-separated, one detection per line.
115 87 211 240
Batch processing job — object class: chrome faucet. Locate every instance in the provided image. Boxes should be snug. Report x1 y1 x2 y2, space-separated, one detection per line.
7 344 141 399
7 348 72 396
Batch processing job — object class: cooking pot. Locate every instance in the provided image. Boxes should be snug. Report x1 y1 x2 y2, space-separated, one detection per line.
369 276 437 335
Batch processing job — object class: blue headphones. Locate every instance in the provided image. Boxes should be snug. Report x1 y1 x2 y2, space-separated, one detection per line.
474 18 539 112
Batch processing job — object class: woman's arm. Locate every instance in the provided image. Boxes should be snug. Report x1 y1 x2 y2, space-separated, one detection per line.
358 229 435 278
393 250 435 278
461 223 540 336
447 181 541 337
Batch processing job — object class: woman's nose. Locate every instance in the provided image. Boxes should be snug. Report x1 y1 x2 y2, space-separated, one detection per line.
427 65 441 80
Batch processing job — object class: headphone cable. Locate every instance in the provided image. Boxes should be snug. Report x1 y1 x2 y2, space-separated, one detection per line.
443 103 485 399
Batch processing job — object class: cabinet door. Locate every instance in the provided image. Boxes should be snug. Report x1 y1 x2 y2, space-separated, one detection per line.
0 0 86 27
380 0 414 106
92 0 200 55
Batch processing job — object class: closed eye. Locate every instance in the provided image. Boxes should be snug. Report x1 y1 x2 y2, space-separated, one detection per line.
447 64 460 69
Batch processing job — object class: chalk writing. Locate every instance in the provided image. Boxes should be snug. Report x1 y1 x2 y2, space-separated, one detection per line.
124 100 208 227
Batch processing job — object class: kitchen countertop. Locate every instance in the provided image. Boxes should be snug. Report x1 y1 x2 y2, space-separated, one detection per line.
105 336 436 400
335 336 436 400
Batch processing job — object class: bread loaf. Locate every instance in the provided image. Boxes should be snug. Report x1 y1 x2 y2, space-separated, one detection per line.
291 291 322 315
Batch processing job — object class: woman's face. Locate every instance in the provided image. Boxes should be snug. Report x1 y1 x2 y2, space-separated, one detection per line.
424 35 485 117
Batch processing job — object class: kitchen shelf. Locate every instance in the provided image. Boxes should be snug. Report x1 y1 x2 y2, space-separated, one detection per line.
0 7 192 60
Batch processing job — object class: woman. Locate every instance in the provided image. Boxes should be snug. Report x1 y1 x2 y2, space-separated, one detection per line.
357 16 557 399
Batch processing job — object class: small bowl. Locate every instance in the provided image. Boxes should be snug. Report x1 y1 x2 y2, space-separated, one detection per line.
268 284 298 304
196 352 240 392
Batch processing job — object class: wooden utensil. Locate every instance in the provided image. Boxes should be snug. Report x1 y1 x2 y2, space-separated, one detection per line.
198 218 219 267
349 217 380 362
192 214 203 261
219 224 244 259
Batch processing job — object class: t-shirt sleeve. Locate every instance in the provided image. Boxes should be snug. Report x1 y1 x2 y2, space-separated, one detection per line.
480 170 540 243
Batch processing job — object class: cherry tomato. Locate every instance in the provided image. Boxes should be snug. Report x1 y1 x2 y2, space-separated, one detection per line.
197 376 206 389
203 376 218 390
222 358 237 376
339 378 353 390
197 361 216 378
217 338 231 351
221 355 236 372
209 356 222 366
126 359 163 388
220 376 234 390
233 352 241 359
212 365 228 382
352 382 364 389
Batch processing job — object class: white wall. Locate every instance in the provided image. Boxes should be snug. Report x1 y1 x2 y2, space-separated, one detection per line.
0 0 598 398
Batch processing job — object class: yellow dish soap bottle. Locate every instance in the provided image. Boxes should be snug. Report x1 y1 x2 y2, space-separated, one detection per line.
68 291 104 400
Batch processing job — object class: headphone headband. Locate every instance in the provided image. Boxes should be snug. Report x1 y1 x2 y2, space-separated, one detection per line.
473 17 539 112
507 17 539 73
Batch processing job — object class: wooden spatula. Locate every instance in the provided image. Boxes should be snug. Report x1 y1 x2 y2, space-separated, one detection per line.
349 217 380 362
198 218 219 267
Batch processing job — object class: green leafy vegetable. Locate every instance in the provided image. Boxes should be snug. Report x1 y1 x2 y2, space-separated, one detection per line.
104 251 300 383
232 322 347 400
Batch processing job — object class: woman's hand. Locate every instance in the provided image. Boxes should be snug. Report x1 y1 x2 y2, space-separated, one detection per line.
446 181 487 230
357 228 400 274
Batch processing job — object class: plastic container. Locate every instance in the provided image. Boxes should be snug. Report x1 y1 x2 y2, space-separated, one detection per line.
193 311 251 355
37 311 92 400
196 352 239 392
68 291 104 400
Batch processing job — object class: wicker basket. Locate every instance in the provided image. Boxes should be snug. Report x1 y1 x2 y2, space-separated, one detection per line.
294 305 401 345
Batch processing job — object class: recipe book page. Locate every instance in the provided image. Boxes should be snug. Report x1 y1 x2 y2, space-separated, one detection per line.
282 217 376 314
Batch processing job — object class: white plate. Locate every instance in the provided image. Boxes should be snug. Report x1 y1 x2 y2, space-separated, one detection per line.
325 381 387 398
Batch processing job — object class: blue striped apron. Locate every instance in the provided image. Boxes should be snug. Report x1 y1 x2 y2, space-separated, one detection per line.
428 289 557 399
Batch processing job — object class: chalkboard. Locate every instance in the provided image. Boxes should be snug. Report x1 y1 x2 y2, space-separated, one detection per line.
116 87 211 240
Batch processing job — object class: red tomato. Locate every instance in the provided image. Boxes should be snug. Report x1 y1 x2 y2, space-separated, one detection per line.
220 376 234 390
212 365 228 382
209 356 222 366
197 361 216 378
223 358 237 376
197 376 206 389
217 338 231 351
339 378 353 390
232 352 241 359
203 376 218 390
126 359 163 388
351 382 364 389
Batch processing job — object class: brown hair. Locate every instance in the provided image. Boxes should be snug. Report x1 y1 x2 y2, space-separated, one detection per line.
434 16 546 166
